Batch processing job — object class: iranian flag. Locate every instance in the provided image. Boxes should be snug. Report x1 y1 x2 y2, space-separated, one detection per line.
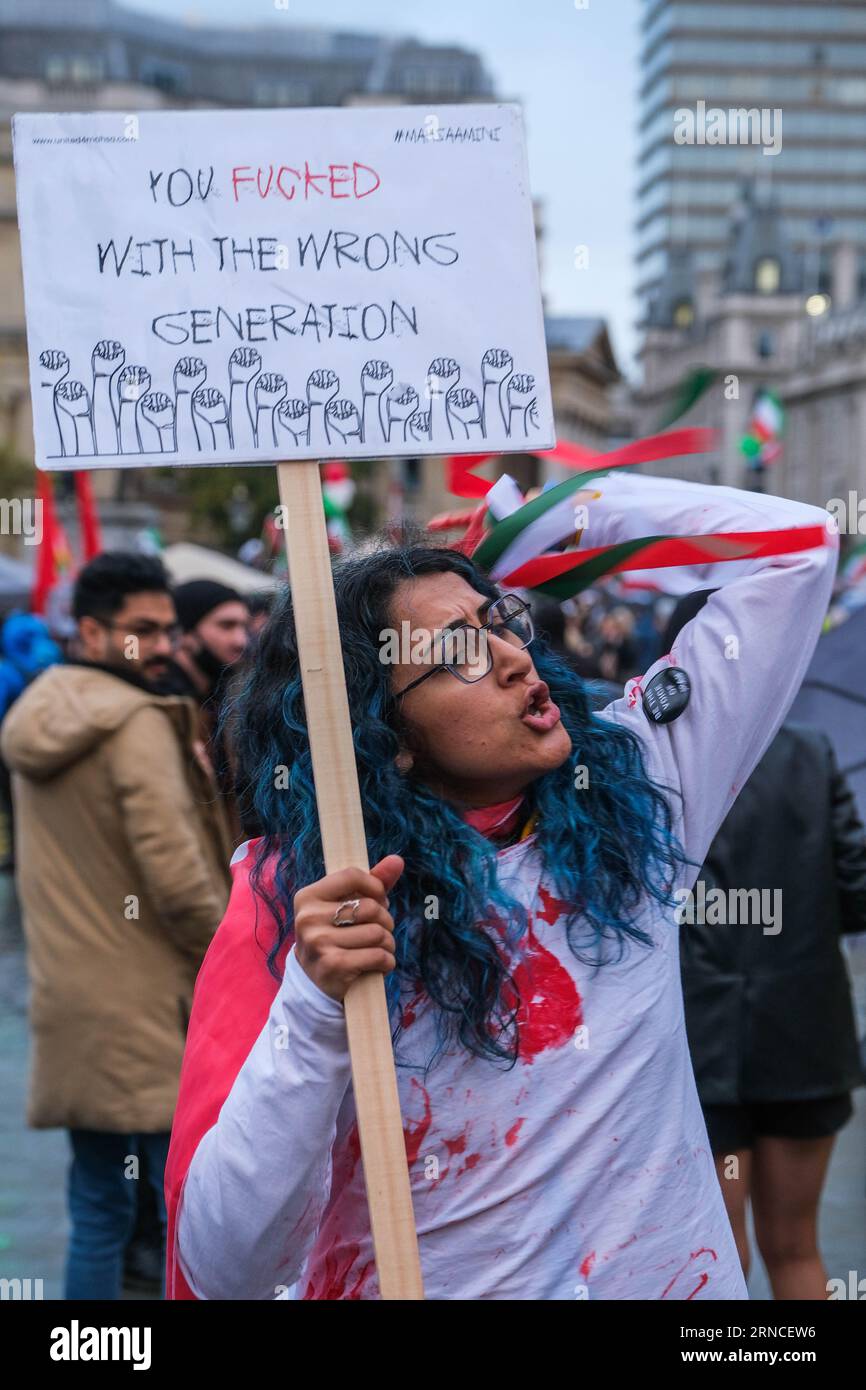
741 389 784 467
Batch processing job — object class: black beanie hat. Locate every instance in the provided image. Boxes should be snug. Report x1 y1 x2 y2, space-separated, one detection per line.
173 579 244 633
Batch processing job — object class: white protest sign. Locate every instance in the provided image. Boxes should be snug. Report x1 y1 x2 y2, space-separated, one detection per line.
12 105 554 470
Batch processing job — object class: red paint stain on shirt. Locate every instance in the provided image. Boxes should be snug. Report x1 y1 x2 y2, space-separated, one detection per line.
300 1125 369 1299
346 1259 376 1300
505 1118 525 1147
458 1152 481 1175
400 986 425 1030
580 1251 596 1278
403 1078 432 1165
303 1241 360 1300
503 916 584 1063
660 1246 718 1300
536 885 572 925
444 1132 468 1157
329 1122 361 1193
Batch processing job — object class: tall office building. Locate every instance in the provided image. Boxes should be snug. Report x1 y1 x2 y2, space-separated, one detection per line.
637 0 866 331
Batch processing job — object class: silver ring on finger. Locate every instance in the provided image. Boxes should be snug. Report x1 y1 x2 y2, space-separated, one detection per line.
332 897 362 926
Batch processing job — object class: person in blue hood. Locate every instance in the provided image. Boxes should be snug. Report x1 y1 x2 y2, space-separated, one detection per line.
0 612 62 720
0 611 62 870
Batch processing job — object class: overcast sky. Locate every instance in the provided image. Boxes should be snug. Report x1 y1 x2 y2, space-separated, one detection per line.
128 0 641 374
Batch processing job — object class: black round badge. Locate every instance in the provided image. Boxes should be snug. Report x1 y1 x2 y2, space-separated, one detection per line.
642 666 691 725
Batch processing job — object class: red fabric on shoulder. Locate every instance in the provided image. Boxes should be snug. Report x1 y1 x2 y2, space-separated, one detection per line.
164 838 291 1300
461 794 526 840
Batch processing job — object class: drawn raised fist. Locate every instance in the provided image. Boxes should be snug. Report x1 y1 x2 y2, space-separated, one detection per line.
119 366 151 403
426 357 460 397
55 380 91 417
307 369 339 406
92 340 126 377
229 347 262 384
39 349 70 387
326 397 362 444
174 357 207 392
277 398 311 446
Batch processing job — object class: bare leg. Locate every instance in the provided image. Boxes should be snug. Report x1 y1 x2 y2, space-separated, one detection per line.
713 1149 752 1280
751 1134 836 1300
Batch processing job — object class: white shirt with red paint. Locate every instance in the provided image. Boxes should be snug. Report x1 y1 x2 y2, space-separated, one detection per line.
175 474 838 1300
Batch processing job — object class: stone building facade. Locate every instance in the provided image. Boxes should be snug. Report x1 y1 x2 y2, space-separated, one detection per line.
0 0 626 552
0 0 494 488
635 182 866 517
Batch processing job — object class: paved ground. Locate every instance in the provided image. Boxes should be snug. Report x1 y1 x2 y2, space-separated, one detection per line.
0 875 68 1299
1 875 864 1301
747 936 866 1300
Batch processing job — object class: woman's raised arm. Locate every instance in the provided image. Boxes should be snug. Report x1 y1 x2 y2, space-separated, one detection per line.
591 472 839 890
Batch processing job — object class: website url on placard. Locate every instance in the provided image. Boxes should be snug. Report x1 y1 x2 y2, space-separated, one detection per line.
30 135 131 145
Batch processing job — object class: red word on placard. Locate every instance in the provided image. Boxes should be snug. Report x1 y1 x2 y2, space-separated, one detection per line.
231 163 381 202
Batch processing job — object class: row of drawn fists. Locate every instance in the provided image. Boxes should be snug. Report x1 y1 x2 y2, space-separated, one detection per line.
38 342 540 457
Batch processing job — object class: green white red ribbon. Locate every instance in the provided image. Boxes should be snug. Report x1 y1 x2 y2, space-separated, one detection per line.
438 427 832 600
446 429 714 500
500 524 831 601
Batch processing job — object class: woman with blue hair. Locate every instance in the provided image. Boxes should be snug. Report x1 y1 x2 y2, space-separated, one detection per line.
165 471 838 1301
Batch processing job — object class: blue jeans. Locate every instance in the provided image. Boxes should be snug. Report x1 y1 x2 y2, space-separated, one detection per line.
64 1129 170 1300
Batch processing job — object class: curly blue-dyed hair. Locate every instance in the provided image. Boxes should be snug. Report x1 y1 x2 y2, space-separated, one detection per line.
231 539 693 1069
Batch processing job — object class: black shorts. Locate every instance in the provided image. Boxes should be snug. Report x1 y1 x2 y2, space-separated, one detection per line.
703 1094 853 1155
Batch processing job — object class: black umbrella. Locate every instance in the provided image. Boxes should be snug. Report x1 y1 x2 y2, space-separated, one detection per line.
789 603 866 823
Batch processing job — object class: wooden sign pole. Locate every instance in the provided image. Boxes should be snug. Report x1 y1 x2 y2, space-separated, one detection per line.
276 460 424 1301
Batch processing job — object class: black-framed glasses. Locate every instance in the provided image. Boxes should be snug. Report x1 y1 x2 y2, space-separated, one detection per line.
394 593 534 701
98 618 183 643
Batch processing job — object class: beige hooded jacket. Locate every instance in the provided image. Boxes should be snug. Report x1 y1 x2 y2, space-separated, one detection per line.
1 663 233 1131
